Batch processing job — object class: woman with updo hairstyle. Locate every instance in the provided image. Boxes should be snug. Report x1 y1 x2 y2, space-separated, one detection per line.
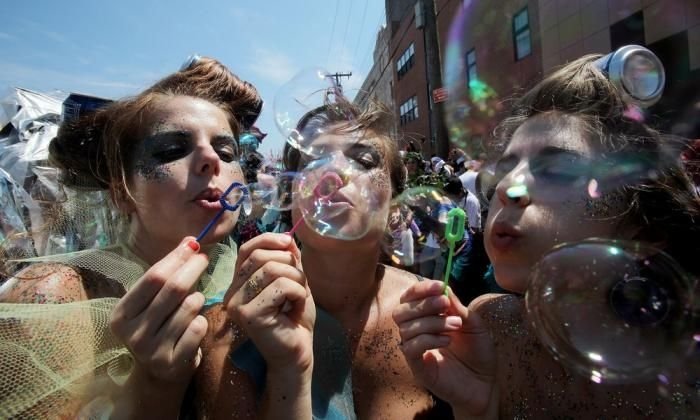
0 56 262 418
393 52 700 418
196 98 455 418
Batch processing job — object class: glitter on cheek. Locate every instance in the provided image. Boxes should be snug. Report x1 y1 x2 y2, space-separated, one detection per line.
133 159 174 182
582 191 627 219
369 170 391 193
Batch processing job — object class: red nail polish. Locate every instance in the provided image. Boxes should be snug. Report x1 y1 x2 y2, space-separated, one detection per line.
187 240 200 252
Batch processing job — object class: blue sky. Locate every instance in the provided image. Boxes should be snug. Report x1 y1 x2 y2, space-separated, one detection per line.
0 1 386 155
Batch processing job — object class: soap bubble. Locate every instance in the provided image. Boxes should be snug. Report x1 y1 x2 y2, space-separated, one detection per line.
526 239 694 384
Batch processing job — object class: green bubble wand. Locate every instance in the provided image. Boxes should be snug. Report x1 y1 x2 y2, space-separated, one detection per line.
443 207 466 296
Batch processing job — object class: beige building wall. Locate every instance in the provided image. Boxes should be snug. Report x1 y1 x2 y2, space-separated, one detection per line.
538 0 700 72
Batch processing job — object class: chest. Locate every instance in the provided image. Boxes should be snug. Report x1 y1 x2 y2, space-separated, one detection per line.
347 326 435 419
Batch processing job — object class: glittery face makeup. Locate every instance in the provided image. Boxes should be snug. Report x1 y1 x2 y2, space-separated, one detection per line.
132 124 238 183
484 114 629 294
125 96 244 248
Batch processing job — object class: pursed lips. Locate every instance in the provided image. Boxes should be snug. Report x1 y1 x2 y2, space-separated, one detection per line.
192 187 224 210
488 220 523 252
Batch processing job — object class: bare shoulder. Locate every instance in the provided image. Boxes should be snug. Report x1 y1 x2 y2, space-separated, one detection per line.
0 263 88 304
381 264 427 291
468 292 516 313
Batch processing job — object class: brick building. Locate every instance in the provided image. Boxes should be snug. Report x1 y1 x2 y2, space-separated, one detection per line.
358 0 700 159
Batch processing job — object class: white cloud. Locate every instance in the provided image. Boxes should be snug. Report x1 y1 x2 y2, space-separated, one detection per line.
0 62 145 98
247 47 297 84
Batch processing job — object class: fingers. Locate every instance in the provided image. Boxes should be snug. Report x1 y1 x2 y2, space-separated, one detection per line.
398 315 463 343
115 237 200 320
400 334 451 361
172 315 208 370
141 253 210 334
393 294 450 324
155 292 206 347
229 262 306 314
237 233 294 269
243 262 304 303
232 248 298 292
399 279 446 304
235 277 308 325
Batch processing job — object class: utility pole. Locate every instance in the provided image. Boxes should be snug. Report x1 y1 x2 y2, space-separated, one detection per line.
421 0 449 158
325 72 353 94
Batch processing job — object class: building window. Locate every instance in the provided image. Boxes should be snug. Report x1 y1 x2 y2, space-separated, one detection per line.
399 96 419 125
466 48 477 85
396 43 415 80
513 7 531 61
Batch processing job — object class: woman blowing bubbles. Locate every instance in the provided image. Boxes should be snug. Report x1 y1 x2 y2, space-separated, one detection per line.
393 51 700 418
197 100 453 418
0 56 262 418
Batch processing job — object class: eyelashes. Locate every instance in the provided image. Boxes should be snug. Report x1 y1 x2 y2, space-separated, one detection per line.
147 138 239 165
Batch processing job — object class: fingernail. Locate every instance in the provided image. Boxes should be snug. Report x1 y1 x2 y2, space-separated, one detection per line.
187 240 200 252
445 316 462 329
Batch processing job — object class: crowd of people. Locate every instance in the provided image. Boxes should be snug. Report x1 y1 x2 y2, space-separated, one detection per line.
0 45 699 419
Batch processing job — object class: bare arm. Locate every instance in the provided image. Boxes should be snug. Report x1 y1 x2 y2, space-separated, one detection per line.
0 263 89 303
0 263 95 418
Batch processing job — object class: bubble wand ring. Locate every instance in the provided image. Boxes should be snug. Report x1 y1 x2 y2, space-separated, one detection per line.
443 208 466 296
195 181 249 242
287 171 344 236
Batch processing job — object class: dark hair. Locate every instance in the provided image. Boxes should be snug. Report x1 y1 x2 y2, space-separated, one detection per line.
283 99 406 196
443 175 464 196
494 54 700 276
49 57 262 201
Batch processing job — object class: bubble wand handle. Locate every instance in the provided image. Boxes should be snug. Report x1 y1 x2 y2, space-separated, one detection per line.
286 217 305 236
195 208 226 242
443 208 466 296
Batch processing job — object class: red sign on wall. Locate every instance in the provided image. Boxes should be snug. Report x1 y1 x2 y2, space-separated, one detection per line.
432 87 448 103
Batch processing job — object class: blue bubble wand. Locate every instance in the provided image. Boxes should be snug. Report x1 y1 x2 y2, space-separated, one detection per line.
443 208 466 296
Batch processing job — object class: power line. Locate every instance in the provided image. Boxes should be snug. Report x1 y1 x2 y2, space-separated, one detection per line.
325 0 340 68
358 8 386 75
340 1 354 56
352 0 370 66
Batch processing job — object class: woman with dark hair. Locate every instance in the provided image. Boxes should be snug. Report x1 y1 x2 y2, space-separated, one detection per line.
0 56 262 418
197 100 453 418
393 51 700 417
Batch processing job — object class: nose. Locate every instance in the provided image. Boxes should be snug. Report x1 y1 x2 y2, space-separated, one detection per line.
495 163 531 207
196 142 221 177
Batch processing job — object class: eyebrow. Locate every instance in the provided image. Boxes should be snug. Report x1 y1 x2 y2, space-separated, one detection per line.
538 146 586 158
211 134 237 144
346 142 378 152
500 146 586 162
142 130 190 145
144 131 236 145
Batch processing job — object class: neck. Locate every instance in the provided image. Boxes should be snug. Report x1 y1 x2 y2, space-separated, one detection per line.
301 241 382 320
127 230 170 266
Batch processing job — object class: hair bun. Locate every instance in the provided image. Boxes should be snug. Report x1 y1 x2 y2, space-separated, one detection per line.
49 112 109 189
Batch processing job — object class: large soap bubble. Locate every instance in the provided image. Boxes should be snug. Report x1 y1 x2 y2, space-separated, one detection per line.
526 239 695 384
